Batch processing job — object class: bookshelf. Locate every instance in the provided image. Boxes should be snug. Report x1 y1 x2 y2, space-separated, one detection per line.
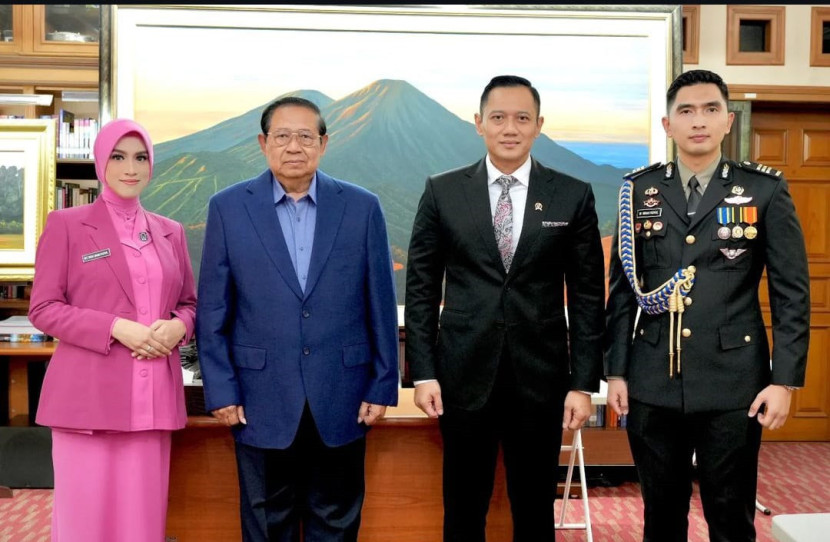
1 3 100 310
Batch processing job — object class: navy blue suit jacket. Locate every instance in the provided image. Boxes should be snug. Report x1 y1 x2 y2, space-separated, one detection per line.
197 169 399 448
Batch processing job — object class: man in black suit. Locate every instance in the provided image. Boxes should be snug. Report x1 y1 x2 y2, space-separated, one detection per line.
605 69 810 541
405 75 606 542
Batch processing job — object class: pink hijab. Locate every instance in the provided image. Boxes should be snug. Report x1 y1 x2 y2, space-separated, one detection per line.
93 119 154 205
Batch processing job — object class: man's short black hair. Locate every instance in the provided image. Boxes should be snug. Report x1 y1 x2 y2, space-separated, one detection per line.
260 96 327 136
666 70 730 112
479 75 541 117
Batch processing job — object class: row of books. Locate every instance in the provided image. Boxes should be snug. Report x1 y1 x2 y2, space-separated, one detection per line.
55 180 99 209
0 316 52 343
40 110 99 159
0 284 29 300
585 404 628 429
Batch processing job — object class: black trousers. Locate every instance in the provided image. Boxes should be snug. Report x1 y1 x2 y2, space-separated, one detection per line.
234 405 366 542
439 360 565 542
627 398 763 542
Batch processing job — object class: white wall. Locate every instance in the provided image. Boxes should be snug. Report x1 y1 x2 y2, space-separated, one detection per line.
691 4 830 86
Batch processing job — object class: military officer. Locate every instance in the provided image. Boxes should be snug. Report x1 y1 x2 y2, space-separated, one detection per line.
604 69 810 541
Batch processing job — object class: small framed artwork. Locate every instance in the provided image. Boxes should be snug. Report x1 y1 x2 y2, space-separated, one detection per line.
0 120 56 280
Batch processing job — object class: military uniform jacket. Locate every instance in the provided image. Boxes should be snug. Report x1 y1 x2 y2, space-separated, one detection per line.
605 159 810 412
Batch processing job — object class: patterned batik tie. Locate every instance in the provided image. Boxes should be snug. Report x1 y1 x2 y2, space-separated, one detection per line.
494 175 518 272
687 175 702 217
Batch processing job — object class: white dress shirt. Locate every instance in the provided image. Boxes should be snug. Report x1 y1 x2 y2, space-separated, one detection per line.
486 154 532 255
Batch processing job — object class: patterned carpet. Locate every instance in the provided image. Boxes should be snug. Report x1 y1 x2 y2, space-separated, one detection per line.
1 442 828 541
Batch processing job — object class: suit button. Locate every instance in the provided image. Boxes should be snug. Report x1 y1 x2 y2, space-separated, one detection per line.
681 328 691 338
744 335 751 343
645 231 652 238
684 297 692 306
639 329 645 336
302 310 310 318
685 235 696 244
303 347 310 355
139 369 148 377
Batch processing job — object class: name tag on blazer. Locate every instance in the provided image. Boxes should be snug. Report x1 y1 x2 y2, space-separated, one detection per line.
542 221 569 228
82 249 111 263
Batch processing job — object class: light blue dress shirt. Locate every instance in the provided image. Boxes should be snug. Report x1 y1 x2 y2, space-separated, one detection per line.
272 174 317 292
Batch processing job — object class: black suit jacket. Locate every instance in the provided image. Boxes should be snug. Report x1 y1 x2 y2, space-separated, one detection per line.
605 159 810 412
405 157 605 411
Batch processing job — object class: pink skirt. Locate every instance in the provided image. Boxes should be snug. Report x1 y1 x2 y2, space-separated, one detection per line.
51 429 172 542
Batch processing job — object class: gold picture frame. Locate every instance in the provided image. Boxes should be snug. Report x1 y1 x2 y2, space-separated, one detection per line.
0 120 56 280
101 4 681 302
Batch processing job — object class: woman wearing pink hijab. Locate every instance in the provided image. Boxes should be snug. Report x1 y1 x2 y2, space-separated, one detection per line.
29 119 197 541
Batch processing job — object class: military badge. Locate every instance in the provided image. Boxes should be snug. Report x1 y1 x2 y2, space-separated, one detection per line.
724 195 753 205
742 206 758 239
635 222 642 234
643 197 660 208
721 163 730 179
732 225 744 239
717 207 735 240
665 163 674 178
720 248 747 260
645 186 659 196
731 186 745 195
652 221 664 232
643 220 653 230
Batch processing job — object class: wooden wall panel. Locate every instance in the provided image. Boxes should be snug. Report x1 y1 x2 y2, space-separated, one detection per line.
788 183 829 261
803 129 830 165
752 104 830 441
753 129 788 163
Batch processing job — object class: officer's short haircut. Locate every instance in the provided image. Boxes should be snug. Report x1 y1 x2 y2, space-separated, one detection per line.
666 70 730 113
479 75 541 118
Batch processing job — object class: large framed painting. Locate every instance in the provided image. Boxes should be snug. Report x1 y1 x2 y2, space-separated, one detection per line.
0 120 55 280
101 4 682 302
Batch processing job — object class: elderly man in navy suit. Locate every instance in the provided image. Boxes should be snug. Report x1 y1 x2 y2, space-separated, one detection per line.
197 96 399 542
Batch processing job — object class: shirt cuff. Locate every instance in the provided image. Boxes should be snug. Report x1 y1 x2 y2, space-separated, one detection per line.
413 379 437 386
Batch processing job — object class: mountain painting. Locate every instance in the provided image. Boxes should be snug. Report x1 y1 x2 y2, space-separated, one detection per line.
110 6 676 304
140 79 645 303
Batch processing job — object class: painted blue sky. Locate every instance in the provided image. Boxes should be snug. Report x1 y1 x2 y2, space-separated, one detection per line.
135 26 651 145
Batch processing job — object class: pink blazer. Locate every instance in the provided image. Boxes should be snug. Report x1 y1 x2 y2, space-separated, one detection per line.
29 198 197 431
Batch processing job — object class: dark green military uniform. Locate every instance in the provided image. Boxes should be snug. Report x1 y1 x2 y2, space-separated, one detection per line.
605 157 810 541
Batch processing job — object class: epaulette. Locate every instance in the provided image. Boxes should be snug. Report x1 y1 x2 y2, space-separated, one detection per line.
623 162 663 181
735 160 783 179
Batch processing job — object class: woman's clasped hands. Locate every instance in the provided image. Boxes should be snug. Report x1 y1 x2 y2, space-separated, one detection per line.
112 317 186 360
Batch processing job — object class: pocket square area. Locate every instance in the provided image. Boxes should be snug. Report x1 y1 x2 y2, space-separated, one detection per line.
542 221 569 227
